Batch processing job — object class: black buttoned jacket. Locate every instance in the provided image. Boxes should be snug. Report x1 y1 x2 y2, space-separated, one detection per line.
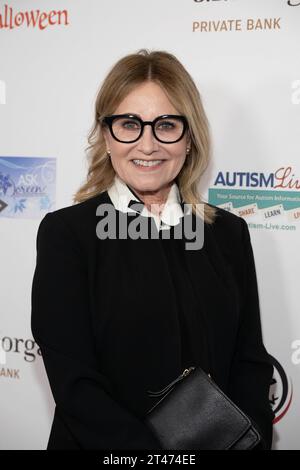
31 191 274 450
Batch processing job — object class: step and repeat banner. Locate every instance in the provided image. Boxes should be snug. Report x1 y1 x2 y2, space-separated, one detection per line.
0 0 299 450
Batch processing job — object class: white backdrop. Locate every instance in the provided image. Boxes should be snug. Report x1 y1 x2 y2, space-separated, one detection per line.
0 0 299 450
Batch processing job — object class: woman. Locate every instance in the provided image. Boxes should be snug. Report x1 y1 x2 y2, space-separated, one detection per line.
31 49 274 450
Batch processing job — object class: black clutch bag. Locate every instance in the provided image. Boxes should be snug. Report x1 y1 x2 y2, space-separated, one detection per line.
144 366 261 450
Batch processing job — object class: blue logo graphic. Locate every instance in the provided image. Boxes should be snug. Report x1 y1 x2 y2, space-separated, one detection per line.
0 156 56 218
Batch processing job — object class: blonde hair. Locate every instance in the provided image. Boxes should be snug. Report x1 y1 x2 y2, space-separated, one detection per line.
73 49 217 224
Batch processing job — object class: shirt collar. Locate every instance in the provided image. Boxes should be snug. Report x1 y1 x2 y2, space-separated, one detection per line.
107 174 189 230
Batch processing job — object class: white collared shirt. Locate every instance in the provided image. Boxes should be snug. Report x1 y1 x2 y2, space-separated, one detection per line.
108 175 188 231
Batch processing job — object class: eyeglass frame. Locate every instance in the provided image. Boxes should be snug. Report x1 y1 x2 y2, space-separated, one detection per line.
100 113 189 144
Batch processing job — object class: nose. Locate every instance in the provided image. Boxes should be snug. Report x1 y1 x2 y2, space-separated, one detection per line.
137 124 158 154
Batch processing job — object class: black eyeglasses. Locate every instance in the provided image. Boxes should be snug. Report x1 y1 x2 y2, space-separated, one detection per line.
101 114 188 144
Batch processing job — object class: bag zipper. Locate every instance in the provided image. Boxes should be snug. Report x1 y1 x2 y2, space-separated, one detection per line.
147 366 196 397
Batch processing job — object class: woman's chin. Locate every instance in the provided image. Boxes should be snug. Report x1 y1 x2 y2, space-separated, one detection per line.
126 176 167 193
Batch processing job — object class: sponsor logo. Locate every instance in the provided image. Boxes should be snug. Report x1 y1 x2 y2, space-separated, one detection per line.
0 157 56 218
208 167 300 228
269 356 293 423
192 0 299 33
0 4 69 30
0 368 20 379
0 334 42 376
192 18 281 33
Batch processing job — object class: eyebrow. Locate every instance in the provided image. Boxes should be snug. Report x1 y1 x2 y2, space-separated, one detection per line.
119 113 176 119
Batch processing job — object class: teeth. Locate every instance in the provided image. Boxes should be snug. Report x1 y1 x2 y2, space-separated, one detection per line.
133 159 163 167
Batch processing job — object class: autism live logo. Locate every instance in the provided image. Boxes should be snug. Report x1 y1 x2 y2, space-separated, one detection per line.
0 4 69 30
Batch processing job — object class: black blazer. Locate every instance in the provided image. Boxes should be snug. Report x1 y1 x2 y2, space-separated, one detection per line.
31 190 274 450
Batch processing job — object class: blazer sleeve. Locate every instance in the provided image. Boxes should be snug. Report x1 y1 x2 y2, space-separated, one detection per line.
31 211 162 450
227 217 275 450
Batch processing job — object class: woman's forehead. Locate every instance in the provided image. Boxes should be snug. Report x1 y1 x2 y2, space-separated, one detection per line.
114 82 179 117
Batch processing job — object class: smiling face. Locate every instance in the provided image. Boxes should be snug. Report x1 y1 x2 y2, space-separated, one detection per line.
102 81 191 198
